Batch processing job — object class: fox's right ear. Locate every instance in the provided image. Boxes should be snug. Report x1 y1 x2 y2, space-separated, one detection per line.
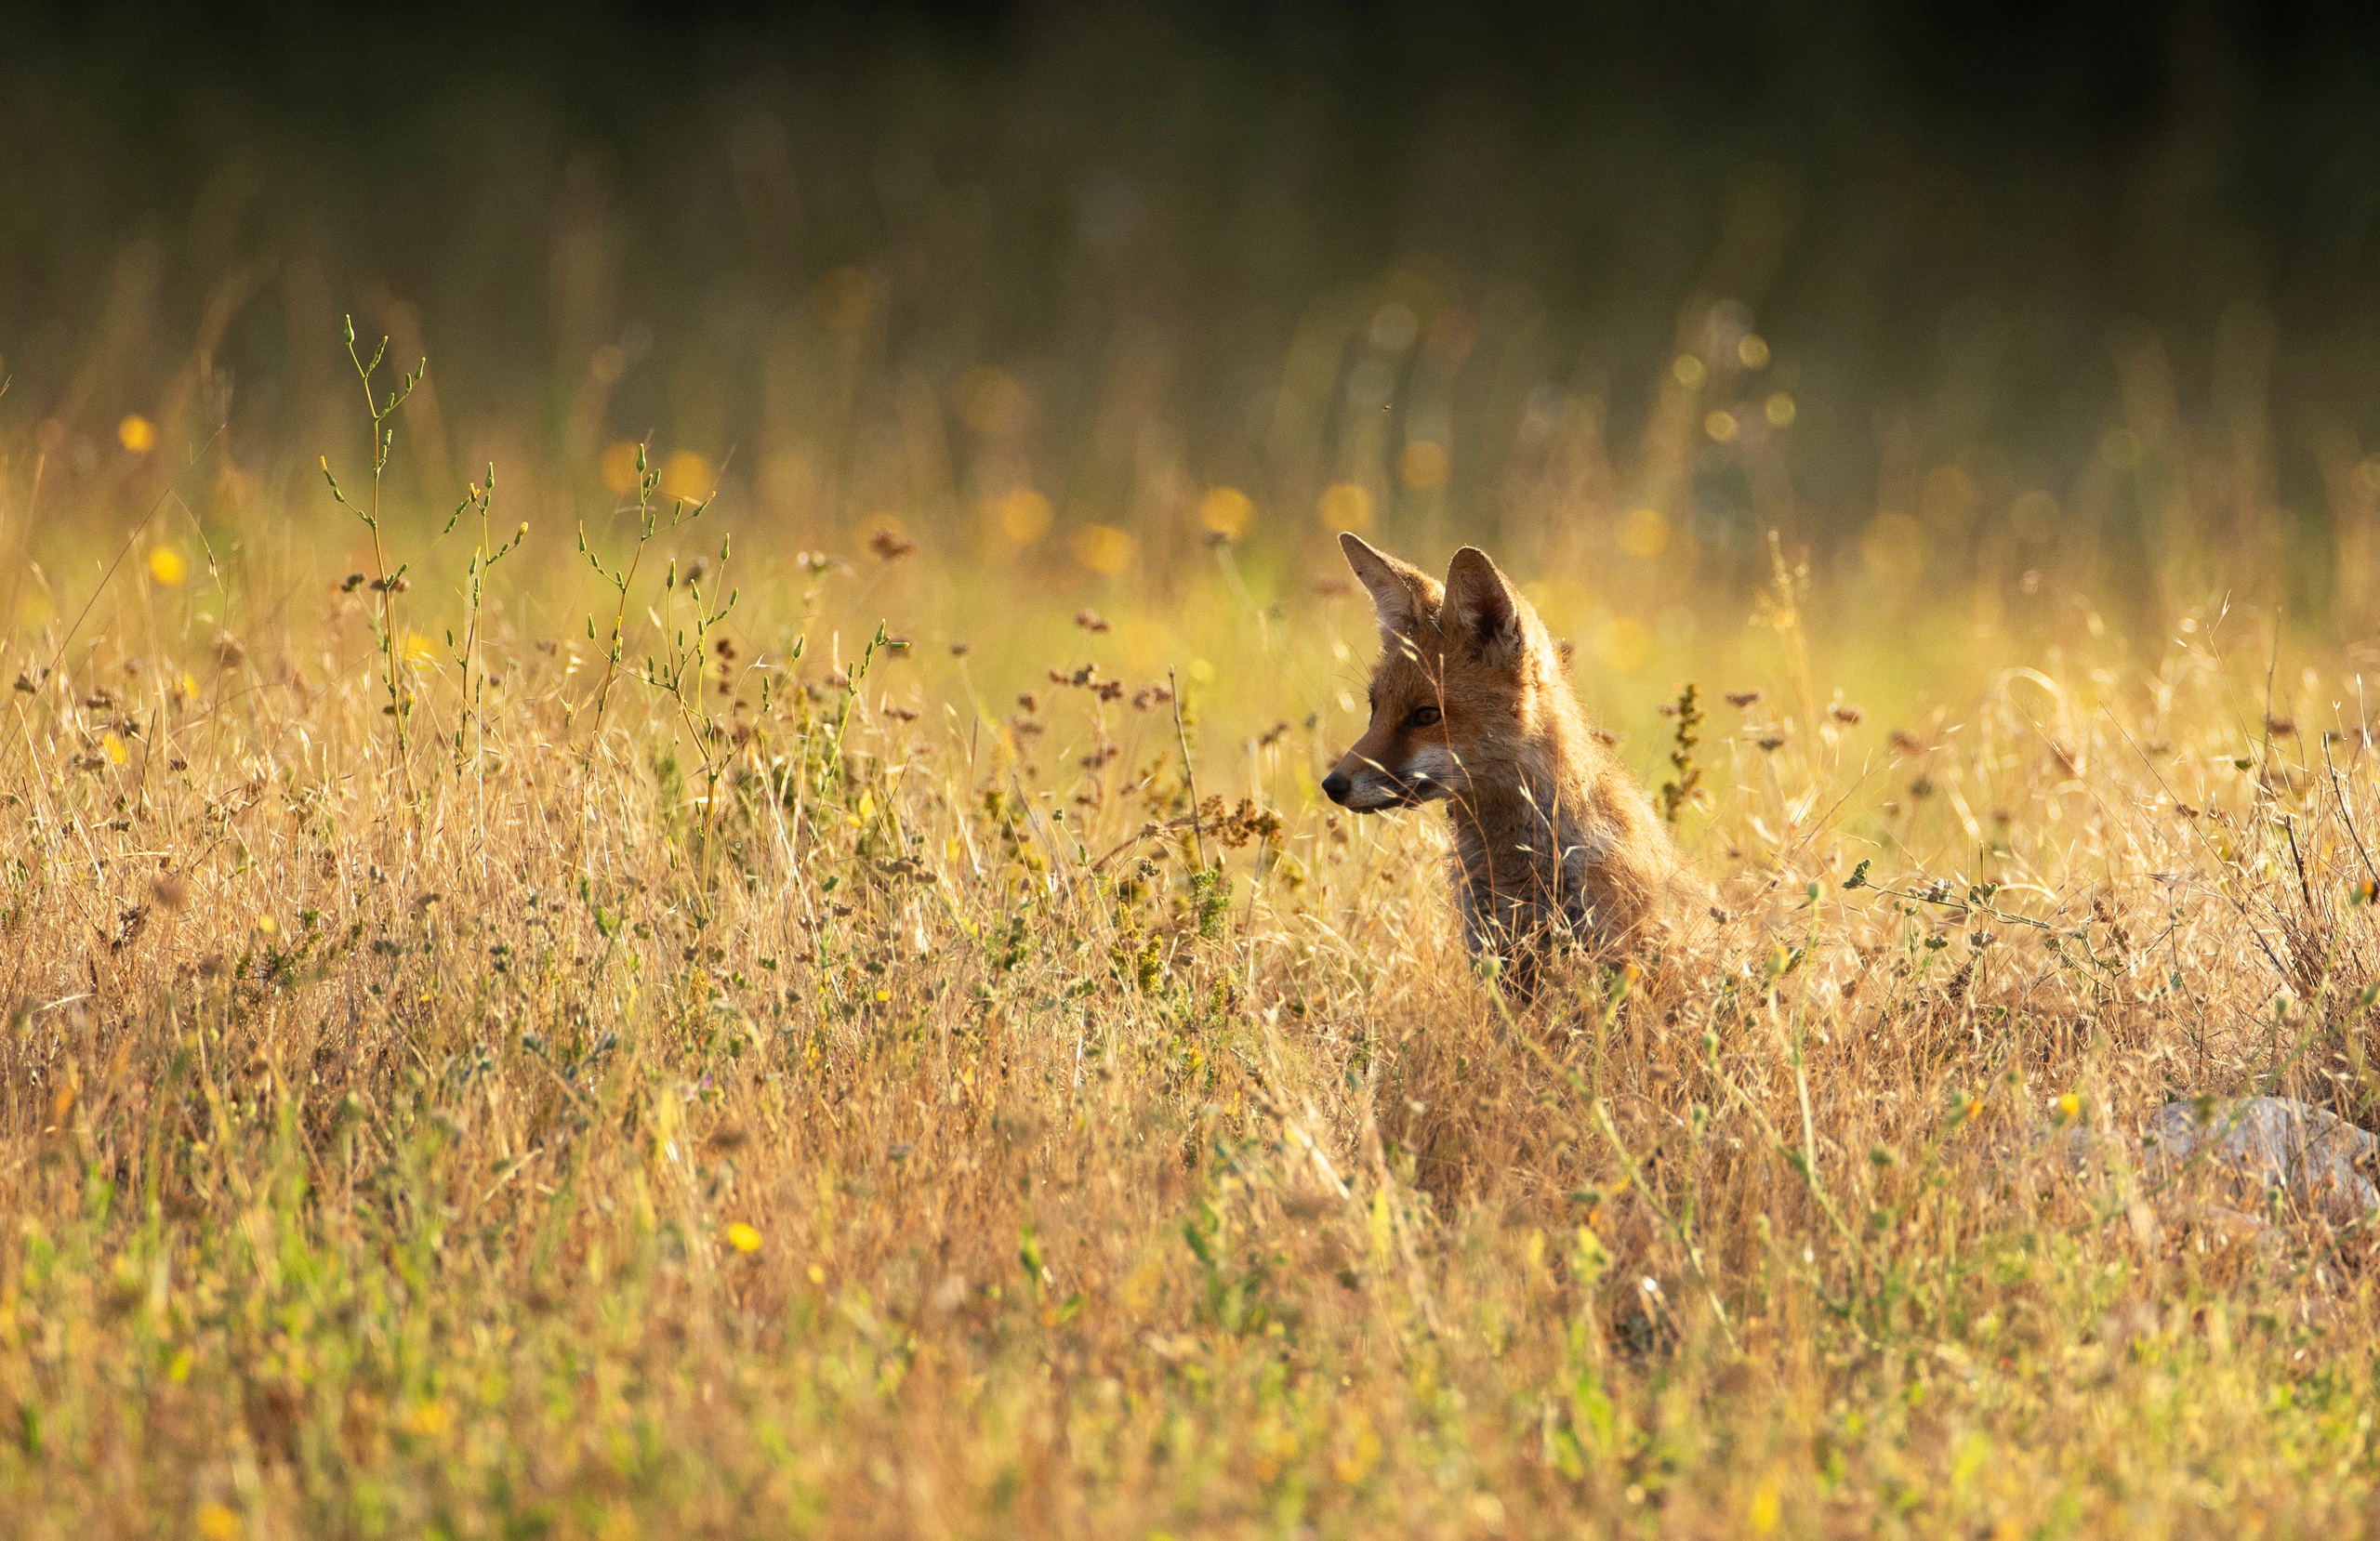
1340 533 1441 639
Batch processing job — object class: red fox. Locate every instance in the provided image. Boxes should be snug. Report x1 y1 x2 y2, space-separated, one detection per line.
1322 533 1700 981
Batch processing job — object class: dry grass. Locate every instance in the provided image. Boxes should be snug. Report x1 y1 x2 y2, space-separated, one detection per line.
7 492 2380 1540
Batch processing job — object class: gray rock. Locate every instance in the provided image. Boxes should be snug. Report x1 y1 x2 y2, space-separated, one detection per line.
2146 1096 2378 1226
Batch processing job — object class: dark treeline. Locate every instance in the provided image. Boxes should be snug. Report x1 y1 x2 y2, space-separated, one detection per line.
4 1 2378 594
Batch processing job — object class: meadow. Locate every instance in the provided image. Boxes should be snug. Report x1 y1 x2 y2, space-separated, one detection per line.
7 12 2380 1525
4 305 2380 1541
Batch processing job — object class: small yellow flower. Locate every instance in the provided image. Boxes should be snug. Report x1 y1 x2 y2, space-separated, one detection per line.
1747 1464 1784 1534
400 1399 451 1437
403 632 439 664
725 1223 763 1254
118 414 157 454
2056 1092 2082 1122
195 1500 242 1541
256 915 279 937
148 546 188 586
102 732 129 765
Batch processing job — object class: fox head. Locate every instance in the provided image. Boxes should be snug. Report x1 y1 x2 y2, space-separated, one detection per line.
1321 533 1567 813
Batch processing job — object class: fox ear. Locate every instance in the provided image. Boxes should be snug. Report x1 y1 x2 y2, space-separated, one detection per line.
1445 547 1527 670
1341 533 1441 639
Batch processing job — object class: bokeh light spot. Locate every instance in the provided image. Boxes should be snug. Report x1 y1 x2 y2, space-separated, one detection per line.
601 441 642 495
1704 410 1739 443
1764 392 1797 428
994 488 1053 544
1619 507 1670 559
1594 616 1650 672
118 414 155 454
1071 523 1135 574
660 452 713 503
1671 355 1707 389
957 367 1029 437
1318 481 1374 533
1198 486 1254 538
1738 335 1771 369
1398 441 1449 491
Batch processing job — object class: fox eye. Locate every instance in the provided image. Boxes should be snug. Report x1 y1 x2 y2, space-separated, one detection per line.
1406 705 1443 729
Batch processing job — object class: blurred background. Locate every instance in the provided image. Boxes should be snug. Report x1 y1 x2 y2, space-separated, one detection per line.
7 0 2380 676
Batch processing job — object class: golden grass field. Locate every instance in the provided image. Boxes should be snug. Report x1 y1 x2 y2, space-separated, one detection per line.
8 334 2380 1541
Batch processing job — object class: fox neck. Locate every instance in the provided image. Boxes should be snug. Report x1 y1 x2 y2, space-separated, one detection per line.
1441 691 1647 956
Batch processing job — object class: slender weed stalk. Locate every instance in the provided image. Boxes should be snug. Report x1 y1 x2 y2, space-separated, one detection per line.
440 466 525 863
320 316 427 799
636 528 759 864
441 466 524 771
581 441 708 747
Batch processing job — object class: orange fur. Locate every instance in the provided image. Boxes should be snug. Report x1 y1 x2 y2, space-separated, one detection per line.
1322 533 1700 980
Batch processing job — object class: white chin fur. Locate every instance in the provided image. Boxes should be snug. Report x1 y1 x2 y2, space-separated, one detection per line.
1340 775 1448 811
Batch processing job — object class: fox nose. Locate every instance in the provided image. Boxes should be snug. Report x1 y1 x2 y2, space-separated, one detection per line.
1320 771 1352 805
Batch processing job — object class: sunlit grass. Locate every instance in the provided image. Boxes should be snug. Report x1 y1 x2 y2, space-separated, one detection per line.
5 344 2380 1539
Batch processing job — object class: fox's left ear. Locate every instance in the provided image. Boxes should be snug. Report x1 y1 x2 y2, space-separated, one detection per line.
1445 547 1527 672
